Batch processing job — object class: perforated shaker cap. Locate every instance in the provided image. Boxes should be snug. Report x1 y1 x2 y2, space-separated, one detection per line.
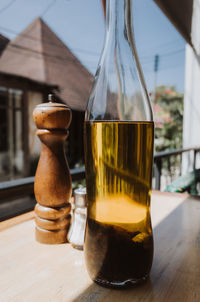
74 187 87 208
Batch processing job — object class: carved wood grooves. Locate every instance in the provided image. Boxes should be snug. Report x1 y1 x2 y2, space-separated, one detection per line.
33 100 72 244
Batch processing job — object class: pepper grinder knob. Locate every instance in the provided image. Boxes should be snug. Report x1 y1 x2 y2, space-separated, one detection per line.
33 94 72 244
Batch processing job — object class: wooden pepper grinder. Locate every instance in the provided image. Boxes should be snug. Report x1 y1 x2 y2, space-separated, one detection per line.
33 94 72 244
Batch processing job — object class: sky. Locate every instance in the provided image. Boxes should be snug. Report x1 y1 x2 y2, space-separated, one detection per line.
0 0 186 92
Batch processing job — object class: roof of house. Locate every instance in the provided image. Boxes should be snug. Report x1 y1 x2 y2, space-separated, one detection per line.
0 34 9 56
0 18 93 111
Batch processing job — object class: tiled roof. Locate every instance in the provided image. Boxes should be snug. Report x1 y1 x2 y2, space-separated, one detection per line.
0 18 93 111
0 34 9 56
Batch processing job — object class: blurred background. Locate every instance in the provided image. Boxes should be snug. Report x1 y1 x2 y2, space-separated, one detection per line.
0 0 199 219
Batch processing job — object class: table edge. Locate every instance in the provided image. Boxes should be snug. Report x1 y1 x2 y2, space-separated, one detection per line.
0 211 35 232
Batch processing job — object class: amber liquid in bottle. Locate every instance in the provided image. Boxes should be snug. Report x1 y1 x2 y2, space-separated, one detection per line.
84 121 154 287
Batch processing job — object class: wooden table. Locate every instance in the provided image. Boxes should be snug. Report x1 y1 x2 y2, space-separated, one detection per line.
1 191 200 302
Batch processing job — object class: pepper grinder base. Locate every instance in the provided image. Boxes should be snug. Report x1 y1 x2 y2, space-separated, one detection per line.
35 225 70 244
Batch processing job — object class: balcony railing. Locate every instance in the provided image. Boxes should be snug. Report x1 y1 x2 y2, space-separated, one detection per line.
0 147 200 221
154 147 200 190
0 167 85 221
0 167 85 203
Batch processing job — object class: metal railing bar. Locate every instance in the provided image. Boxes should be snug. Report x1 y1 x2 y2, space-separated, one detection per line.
154 147 200 190
1 146 200 201
154 147 200 160
0 167 85 203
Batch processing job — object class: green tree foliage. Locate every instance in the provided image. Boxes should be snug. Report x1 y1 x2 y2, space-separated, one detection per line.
153 86 184 152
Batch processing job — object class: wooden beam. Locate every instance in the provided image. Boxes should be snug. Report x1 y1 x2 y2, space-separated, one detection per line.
0 72 58 93
102 0 106 18
22 89 30 177
153 0 193 46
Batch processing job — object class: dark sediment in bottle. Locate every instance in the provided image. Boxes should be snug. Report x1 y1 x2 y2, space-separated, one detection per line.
84 218 153 286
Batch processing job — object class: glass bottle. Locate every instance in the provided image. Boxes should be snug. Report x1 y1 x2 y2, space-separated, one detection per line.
84 0 154 288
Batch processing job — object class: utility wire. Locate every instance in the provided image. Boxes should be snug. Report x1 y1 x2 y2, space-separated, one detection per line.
0 25 101 57
155 62 185 72
0 22 185 61
161 48 185 58
8 42 82 63
140 48 185 66
41 0 57 17
0 0 17 15
0 20 185 72
6 43 96 73
4 43 185 78
6 41 185 66
5 42 184 76
138 38 183 56
0 0 185 61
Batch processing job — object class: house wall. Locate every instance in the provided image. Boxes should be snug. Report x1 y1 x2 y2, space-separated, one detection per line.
68 110 85 168
182 0 200 173
28 91 42 158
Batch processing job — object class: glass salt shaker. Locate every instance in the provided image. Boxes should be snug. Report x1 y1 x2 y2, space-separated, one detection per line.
68 187 87 250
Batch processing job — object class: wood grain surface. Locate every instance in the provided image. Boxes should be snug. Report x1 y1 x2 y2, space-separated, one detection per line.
33 101 72 244
0 191 200 302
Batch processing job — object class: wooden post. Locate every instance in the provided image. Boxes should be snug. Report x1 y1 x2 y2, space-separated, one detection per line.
33 95 72 244
193 149 197 171
22 89 30 177
8 90 14 178
154 158 162 190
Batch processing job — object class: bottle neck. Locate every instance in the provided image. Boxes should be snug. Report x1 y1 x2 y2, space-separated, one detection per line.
85 0 153 122
106 0 133 46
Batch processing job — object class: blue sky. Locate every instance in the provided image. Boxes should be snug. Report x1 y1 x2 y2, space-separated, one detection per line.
0 0 186 92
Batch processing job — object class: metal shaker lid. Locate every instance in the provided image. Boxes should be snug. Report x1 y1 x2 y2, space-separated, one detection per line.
74 187 87 208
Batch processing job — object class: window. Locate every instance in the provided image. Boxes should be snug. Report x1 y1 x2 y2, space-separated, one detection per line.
0 88 23 180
